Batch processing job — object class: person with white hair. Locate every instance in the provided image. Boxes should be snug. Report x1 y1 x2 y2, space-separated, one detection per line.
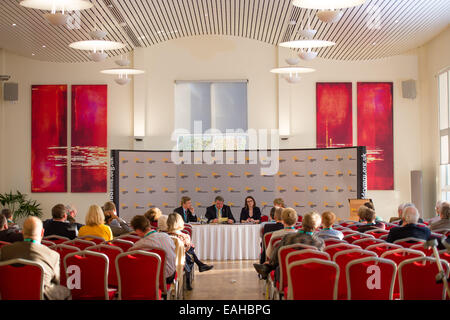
386 206 431 243
430 202 450 231
428 200 445 225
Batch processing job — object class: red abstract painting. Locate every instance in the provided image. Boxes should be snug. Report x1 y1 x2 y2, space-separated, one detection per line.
31 85 68 192
71 85 108 192
357 82 393 190
316 82 353 148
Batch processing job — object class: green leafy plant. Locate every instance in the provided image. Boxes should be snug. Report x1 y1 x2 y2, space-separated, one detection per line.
0 191 42 222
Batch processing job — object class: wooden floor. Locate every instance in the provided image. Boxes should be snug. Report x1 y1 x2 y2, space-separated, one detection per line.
184 260 265 300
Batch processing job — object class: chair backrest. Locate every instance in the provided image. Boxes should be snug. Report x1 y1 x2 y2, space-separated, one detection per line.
343 232 374 243
116 250 161 300
40 240 56 247
297 215 303 222
398 257 450 300
364 228 389 238
43 235 70 244
393 237 426 248
379 234 388 240
346 257 397 300
410 243 434 256
52 244 81 287
263 231 274 251
431 228 450 237
0 259 44 300
439 250 450 264
353 238 385 249
261 215 269 222
142 248 167 294
64 250 110 300
108 239 134 252
342 230 358 237
277 244 319 291
323 238 347 246
333 249 377 300
324 243 360 260
0 240 11 248
86 244 123 288
366 243 402 256
63 239 96 250
117 234 141 243
287 258 339 300
78 235 105 244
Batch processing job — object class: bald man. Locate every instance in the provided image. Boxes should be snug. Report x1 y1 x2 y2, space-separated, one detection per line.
0 217 70 300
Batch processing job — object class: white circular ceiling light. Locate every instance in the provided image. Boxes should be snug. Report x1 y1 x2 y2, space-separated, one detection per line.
279 39 335 49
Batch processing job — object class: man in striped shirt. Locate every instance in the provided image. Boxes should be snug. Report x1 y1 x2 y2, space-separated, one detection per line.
130 215 176 284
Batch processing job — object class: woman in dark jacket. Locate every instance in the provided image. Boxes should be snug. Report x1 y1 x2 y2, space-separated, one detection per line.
240 196 261 223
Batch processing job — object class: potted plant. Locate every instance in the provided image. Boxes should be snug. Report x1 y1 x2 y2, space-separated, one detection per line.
0 191 43 223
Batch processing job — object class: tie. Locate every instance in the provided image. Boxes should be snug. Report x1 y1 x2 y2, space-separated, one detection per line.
218 208 222 220
183 209 187 222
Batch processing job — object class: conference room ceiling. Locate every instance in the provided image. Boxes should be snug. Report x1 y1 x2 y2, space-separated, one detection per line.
0 0 449 63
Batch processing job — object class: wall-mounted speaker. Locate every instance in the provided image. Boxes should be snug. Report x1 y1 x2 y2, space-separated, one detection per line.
402 79 416 99
3 82 18 101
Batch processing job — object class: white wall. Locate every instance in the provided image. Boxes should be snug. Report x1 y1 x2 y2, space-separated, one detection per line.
0 50 133 223
1 31 448 223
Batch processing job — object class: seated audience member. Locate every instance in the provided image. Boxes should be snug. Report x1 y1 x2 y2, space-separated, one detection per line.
130 215 176 285
0 217 70 300
387 206 431 243
265 208 298 258
430 202 450 231
240 196 262 224
397 203 424 226
166 213 213 290
78 205 113 241
174 197 198 223
259 207 284 264
317 211 344 240
65 204 83 230
273 198 285 209
363 202 383 222
1 208 19 230
0 213 23 243
103 201 133 237
253 212 324 280
356 207 385 233
144 207 162 228
205 196 235 224
43 204 77 240
429 200 445 225
158 215 169 232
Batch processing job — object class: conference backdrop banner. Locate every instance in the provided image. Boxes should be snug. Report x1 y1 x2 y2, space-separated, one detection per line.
111 147 367 223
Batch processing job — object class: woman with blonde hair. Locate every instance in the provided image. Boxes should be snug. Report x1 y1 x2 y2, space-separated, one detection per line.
144 207 162 228
78 205 113 241
166 213 213 290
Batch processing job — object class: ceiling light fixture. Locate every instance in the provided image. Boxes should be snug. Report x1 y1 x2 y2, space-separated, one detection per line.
270 66 316 74
20 0 93 26
100 68 145 86
293 0 366 23
279 39 335 49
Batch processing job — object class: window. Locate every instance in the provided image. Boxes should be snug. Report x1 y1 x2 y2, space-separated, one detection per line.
439 69 450 200
174 81 248 150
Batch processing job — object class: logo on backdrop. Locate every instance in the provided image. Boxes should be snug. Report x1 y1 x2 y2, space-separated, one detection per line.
212 187 221 193
308 156 317 162
308 186 317 193
162 187 175 193
121 158 128 164
179 172 188 179
323 156 334 162
308 172 317 178
228 172 240 178
179 188 189 194
134 203 145 209
277 172 287 178
244 172 254 178
212 172 221 178
121 204 128 210
195 172 208 179
324 171 334 177
135 158 144 164
163 172 175 178
163 203 175 209
120 173 128 179
293 156 304 162
134 173 144 179
308 202 317 208
245 187 254 193
134 188 144 194
293 171 304 177
147 158 156 164
195 187 208 193
261 186 274 192
228 187 240 193
293 202 305 208
147 173 156 179
147 188 156 194
293 186 305 192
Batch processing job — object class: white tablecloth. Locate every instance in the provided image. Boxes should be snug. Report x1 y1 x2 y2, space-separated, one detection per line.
191 224 261 261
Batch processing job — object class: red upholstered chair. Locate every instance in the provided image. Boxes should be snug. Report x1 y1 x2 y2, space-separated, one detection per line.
86 244 123 288
0 241 11 248
410 243 434 256
263 232 274 252
393 237 426 248
439 250 450 264
324 243 360 260
366 243 402 257
323 238 347 246
108 239 134 252
43 235 70 244
115 250 161 300
261 216 269 222
117 234 140 243
63 239 96 250
286 258 339 300
41 240 56 247
398 257 450 300
353 238 385 249
333 249 377 300
364 228 389 239
431 228 450 237
64 250 117 300
275 244 319 299
348 225 360 231
0 259 44 300
346 257 397 300
342 230 358 237
181 229 191 237
142 248 175 299
297 215 303 223
343 232 374 244
52 244 80 287
381 248 426 299
78 235 105 244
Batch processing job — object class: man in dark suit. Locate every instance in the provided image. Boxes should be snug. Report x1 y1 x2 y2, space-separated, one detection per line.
0 213 23 243
387 206 431 243
174 196 198 223
205 196 235 224
0 217 70 300
43 204 77 240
